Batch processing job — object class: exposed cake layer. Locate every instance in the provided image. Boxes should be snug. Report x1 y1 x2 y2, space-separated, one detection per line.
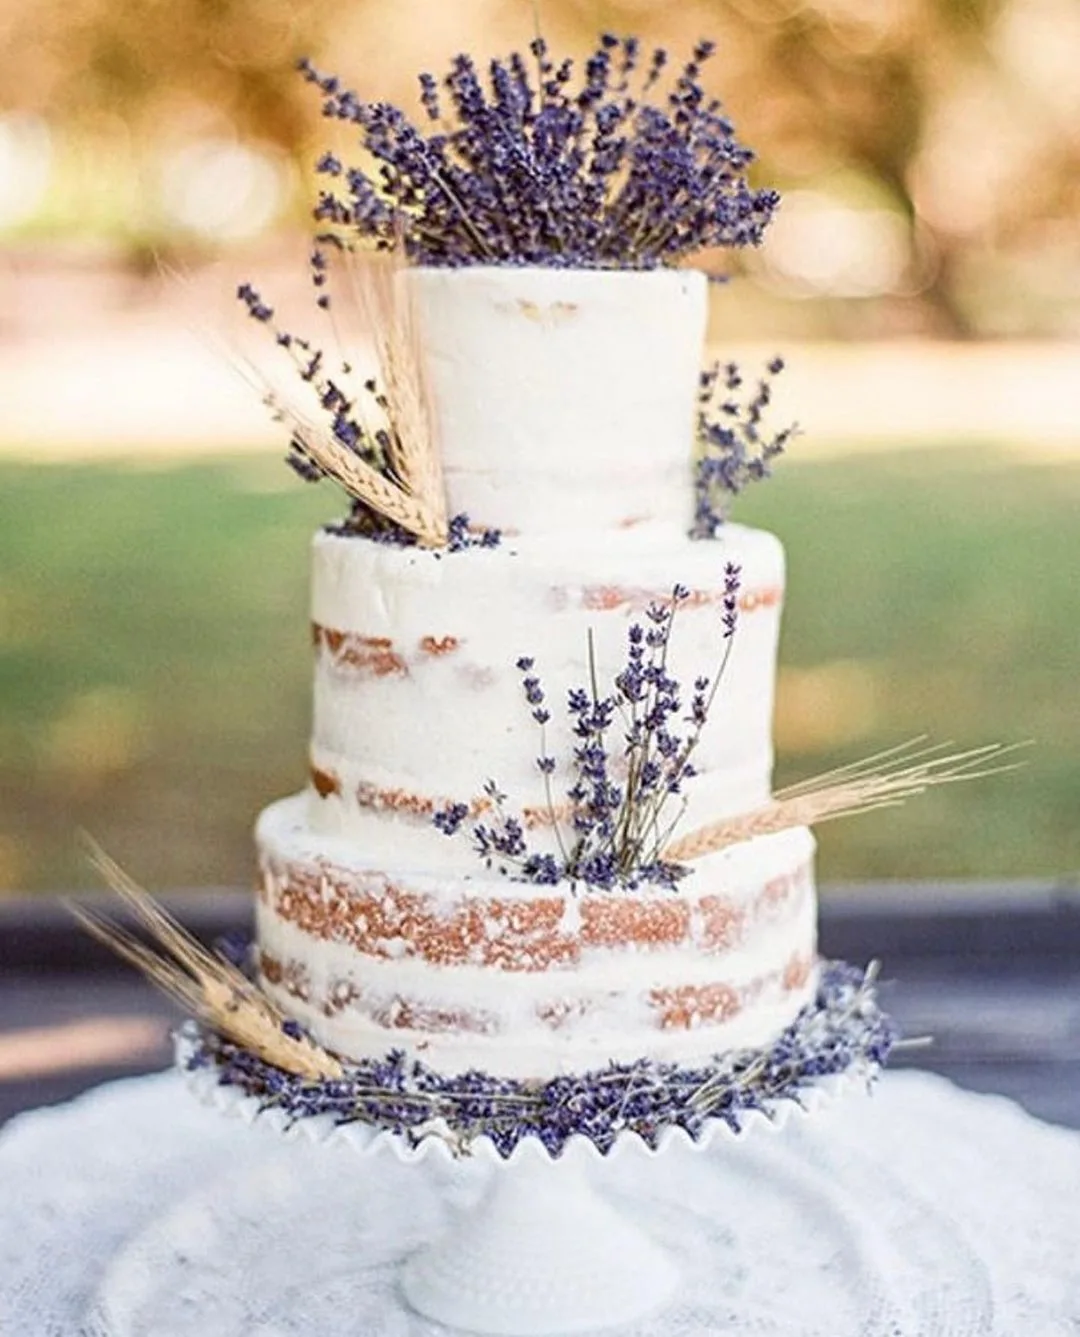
256 795 817 1078
410 266 707 534
308 521 785 869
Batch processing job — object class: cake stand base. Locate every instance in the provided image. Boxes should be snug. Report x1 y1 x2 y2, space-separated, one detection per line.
400 1140 679 1334
181 1053 862 1336
7 1069 1080 1336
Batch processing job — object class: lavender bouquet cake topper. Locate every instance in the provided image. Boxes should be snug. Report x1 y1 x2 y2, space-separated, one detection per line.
303 35 778 271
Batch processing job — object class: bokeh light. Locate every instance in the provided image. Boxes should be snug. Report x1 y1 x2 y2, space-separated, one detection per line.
0 114 52 228
761 192 912 298
157 138 291 241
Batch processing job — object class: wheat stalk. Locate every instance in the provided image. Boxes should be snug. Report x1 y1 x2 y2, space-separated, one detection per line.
67 837 342 1081
664 740 1026 862
155 252 447 548
213 349 440 542
343 245 447 537
281 404 446 546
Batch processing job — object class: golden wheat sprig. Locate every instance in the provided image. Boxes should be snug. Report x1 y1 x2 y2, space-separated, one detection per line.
343 245 447 535
156 254 447 548
68 838 342 1081
664 741 1026 863
244 364 445 547
285 408 446 547
769 735 943 798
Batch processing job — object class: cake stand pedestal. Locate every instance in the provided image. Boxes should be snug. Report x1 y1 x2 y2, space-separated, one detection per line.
184 1055 857 1336
399 1138 678 1335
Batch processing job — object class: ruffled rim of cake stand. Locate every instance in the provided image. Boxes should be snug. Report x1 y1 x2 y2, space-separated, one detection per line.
177 958 896 1161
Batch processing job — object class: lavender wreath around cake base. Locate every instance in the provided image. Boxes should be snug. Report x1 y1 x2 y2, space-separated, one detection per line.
179 959 896 1158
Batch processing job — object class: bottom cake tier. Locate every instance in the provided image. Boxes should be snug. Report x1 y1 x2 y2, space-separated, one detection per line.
255 794 818 1079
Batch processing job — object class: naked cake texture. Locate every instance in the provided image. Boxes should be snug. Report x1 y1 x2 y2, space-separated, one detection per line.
254 266 817 1078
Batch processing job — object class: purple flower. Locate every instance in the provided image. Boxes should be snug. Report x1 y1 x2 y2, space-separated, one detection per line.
185 959 895 1158
297 37 778 270
213 931 252 969
433 802 469 836
692 356 798 537
418 72 441 121
521 852 561 884
721 561 742 638
236 283 273 322
447 513 504 551
436 581 743 893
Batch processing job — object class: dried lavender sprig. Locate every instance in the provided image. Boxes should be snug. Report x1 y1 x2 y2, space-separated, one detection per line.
433 582 739 891
237 270 502 550
518 656 570 868
692 356 799 538
237 277 430 542
299 36 778 271
237 281 382 481
609 592 686 878
633 564 743 862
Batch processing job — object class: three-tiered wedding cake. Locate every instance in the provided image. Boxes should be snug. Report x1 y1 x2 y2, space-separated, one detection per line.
254 266 817 1079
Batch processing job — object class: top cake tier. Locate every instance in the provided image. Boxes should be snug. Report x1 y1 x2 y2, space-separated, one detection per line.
409 266 708 535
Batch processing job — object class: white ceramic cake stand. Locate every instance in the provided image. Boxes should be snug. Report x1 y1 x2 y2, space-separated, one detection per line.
181 1039 865 1336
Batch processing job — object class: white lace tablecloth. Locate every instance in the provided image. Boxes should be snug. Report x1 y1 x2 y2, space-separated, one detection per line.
1 1067 1078 1336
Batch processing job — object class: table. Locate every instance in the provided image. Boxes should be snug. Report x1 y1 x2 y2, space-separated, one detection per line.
2 1066 1078 1335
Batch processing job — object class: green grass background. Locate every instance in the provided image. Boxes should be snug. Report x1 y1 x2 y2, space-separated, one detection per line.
1 448 1076 893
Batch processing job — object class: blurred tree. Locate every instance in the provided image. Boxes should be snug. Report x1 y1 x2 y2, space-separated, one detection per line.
584 0 1079 333
0 0 1077 331
0 0 332 150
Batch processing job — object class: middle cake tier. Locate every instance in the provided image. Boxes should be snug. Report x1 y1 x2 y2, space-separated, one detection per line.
307 519 787 872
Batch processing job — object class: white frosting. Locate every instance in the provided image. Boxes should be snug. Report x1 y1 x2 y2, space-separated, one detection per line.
308 521 785 868
409 266 708 534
